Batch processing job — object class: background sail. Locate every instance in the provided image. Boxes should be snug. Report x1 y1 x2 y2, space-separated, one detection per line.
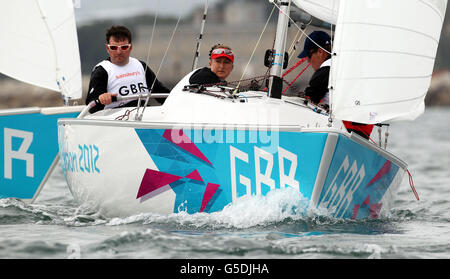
292 0 339 24
0 0 82 101
330 0 447 124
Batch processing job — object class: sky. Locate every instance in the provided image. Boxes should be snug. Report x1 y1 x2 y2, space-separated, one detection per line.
73 0 220 24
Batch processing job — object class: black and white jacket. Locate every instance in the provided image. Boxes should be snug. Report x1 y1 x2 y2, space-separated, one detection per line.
304 58 331 104
85 57 170 108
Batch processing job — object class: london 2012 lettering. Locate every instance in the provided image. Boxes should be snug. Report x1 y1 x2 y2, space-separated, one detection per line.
61 144 100 174
229 145 300 201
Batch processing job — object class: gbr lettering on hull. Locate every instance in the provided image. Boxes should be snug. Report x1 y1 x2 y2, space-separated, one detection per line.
319 156 366 218
3 128 34 179
229 145 299 201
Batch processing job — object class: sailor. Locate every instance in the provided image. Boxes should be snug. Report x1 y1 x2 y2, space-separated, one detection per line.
85 25 170 109
189 44 234 85
298 31 332 105
299 31 374 139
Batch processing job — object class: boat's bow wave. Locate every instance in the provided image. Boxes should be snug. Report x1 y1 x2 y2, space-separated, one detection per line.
104 187 331 229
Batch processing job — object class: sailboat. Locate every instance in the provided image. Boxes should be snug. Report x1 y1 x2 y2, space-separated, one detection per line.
0 0 84 202
2 0 447 219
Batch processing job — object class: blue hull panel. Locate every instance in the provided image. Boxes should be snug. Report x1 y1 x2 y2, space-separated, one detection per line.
0 111 80 200
135 128 404 219
318 135 400 219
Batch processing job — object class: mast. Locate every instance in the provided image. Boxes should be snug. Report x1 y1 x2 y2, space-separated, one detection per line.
269 0 291 99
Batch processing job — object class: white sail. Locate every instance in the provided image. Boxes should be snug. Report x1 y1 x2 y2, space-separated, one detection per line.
0 0 82 101
330 0 447 124
292 0 339 24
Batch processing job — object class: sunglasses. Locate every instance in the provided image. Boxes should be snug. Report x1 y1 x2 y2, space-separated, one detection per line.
107 44 131 51
211 48 233 56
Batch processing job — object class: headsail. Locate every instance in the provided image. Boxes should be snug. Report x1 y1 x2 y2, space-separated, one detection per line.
0 0 82 101
292 0 340 24
330 0 447 124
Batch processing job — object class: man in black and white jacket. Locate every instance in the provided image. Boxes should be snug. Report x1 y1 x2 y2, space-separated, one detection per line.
298 31 332 105
86 25 170 109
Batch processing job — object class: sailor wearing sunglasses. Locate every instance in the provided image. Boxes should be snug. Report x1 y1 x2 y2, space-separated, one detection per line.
86 25 170 109
189 44 234 85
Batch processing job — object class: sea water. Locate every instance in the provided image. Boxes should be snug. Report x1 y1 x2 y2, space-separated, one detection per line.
1 107 450 260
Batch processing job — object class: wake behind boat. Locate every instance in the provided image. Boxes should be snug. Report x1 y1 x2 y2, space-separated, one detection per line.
2 0 447 220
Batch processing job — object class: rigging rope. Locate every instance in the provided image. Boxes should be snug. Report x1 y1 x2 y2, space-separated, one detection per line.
116 107 138 121
407 169 420 201
282 59 310 95
282 57 307 77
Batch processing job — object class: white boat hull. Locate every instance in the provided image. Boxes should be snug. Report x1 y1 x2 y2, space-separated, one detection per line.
58 85 407 218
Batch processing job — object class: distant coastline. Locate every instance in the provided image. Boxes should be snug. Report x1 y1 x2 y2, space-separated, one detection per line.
2 0 449 109
1 72 448 109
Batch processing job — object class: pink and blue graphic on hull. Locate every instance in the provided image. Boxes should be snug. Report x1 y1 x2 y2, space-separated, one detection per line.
134 128 403 218
135 129 226 213
317 135 402 219
135 128 327 214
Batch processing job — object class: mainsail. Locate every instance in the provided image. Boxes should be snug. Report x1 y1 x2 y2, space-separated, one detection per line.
329 0 447 124
292 0 339 24
0 0 82 101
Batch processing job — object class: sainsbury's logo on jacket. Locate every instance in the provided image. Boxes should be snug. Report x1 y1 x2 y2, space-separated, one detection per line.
115 71 141 80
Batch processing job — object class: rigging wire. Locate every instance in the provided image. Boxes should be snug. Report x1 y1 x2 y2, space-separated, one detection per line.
288 29 301 59
272 1 332 56
136 13 182 121
287 29 304 63
136 0 160 118
287 18 311 63
144 0 159 70
233 5 276 94
328 0 338 124
384 125 389 149
330 0 338 51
